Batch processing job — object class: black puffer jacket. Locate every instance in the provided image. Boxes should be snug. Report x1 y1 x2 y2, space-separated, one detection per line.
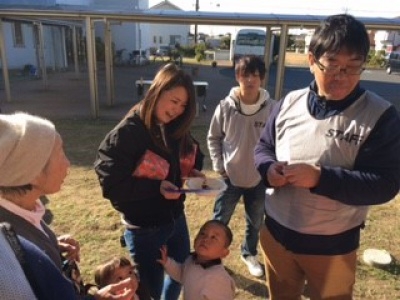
95 113 203 227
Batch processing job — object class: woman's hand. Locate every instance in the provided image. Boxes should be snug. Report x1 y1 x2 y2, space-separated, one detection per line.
58 234 80 262
157 245 168 266
187 169 206 178
160 180 181 200
94 277 136 299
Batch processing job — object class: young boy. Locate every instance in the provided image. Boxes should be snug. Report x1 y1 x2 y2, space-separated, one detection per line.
158 220 235 300
254 14 400 299
207 55 275 277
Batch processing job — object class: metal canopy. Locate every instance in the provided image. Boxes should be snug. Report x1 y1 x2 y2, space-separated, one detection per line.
0 9 399 29
1 8 400 117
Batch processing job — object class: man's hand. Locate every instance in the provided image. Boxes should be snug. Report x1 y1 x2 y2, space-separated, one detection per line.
283 163 321 188
267 162 288 187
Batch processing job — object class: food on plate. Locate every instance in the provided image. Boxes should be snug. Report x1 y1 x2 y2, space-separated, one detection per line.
201 180 210 190
186 177 227 196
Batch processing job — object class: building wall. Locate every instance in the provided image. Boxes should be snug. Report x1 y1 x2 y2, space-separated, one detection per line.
94 21 138 62
2 22 37 69
0 0 56 5
1 21 67 70
56 0 91 5
374 30 400 52
145 22 189 49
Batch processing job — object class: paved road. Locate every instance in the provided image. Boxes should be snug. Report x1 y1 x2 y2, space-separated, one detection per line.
1 63 399 125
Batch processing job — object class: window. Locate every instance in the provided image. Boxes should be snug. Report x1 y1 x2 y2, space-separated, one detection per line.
13 22 25 47
170 35 181 46
159 36 163 44
153 36 156 43
236 33 265 46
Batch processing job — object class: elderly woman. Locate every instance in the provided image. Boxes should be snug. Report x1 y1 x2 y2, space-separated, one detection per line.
0 112 136 299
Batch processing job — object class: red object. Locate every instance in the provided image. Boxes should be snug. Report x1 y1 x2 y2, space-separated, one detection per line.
133 150 170 180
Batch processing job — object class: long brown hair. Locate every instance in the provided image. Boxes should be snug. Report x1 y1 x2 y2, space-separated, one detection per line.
126 63 196 153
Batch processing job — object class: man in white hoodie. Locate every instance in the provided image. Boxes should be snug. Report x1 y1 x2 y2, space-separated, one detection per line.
207 55 275 277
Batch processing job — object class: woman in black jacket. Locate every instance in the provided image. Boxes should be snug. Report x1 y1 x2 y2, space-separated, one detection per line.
95 63 204 300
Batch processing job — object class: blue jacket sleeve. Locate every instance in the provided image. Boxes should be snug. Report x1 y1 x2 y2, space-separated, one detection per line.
254 100 283 187
312 106 400 205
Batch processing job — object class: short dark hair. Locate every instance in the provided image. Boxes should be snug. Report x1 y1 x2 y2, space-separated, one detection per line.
235 55 266 80
309 14 370 61
199 219 233 247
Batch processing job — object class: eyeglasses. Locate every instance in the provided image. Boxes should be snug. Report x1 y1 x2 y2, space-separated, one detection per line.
313 55 365 76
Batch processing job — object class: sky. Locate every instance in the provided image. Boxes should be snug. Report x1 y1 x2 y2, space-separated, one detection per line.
148 0 400 35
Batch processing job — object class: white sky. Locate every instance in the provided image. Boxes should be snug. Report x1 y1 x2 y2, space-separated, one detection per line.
149 0 400 35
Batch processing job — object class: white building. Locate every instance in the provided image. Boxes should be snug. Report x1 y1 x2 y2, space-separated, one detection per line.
374 30 400 52
0 0 189 69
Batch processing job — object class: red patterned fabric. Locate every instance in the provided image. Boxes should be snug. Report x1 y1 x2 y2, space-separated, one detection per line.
180 145 197 178
133 150 170 180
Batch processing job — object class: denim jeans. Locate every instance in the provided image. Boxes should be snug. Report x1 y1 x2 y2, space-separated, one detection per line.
213 179 265 256
123 213 190 300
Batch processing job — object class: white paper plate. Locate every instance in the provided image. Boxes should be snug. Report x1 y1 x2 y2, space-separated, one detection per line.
362 248 392 267
185 177 227 196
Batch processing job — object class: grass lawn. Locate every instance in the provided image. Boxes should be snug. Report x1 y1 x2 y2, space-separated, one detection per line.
47 119 399 299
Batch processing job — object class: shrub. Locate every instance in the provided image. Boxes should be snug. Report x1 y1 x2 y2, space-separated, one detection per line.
179 45 196 58
195 43 207 62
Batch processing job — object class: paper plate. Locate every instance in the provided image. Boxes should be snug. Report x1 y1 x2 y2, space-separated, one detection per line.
362 248 392 267
185 177 227 196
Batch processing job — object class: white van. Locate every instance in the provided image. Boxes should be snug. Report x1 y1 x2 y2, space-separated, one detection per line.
230 29 275 67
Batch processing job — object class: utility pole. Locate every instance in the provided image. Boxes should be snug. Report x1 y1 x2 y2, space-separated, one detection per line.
194 0 199 44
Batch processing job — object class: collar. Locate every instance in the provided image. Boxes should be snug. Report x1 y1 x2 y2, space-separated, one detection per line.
191 252 222 269
308 80 365 119
0 197 46 233
230 87 268 115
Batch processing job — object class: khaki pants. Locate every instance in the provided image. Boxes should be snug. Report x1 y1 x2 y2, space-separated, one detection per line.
260 225 356 300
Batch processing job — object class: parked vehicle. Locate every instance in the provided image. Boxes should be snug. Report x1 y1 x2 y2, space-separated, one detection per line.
156 45 172 57
229 28 276 67
384 51 400 74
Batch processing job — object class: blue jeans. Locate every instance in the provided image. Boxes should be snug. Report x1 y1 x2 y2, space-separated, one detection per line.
124 213 190 300
213 179 265 257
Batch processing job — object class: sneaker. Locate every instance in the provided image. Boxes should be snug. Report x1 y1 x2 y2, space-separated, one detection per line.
241 255 264 277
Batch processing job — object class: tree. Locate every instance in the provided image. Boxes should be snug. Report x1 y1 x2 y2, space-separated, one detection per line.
220 35 231 50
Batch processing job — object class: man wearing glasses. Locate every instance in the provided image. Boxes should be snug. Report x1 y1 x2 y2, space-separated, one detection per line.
254 14 400 299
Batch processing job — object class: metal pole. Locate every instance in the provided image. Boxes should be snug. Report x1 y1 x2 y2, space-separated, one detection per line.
72 26 80 77
0 18 11 102
85 16 99 118
275 24 288 100
38 22 48 89
263 25 272 90
104 19 114 106
194 0 199 44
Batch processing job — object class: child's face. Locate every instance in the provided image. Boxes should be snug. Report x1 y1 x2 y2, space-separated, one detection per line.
194 223 229 262
111 265 139 288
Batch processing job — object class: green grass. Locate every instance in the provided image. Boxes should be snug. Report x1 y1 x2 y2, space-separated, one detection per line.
47 119 399 299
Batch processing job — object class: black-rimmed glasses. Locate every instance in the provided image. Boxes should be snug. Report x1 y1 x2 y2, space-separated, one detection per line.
312 54 365 75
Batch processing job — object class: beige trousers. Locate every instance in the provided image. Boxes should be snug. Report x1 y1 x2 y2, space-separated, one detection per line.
260 225 357 300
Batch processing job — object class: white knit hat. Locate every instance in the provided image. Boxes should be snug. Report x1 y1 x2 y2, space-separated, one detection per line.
0 112 56 187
